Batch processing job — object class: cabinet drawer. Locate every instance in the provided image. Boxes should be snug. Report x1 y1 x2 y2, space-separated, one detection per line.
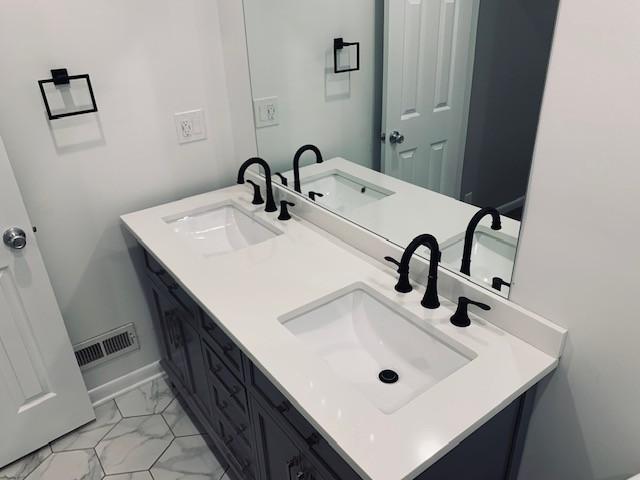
220 416 254 470
201 313 244 379
204 341 248 417
144 250 199 322
209 372 249 436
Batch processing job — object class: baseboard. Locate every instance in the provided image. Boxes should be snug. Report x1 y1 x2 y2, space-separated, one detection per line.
497 195 525 214
88 361 166 407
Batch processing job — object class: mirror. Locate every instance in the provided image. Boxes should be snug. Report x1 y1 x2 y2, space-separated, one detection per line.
242 0 559 297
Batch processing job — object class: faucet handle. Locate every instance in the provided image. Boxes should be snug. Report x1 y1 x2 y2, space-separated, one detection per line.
278 201 295 221
450 296 491 328
308 191 324 202
274 172 288 187
384 256 401 271
245 180 264 205
491 277 511 292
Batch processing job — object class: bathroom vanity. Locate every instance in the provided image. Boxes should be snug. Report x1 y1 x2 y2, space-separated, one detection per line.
122 185 565 480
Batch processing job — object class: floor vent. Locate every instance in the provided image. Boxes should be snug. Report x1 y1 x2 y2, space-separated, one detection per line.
73 323 139 371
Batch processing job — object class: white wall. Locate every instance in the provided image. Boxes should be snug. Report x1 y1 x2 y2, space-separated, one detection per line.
0 0 238 390
511 0 640 478
243 0 383 173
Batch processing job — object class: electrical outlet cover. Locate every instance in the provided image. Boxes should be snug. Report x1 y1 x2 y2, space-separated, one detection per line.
174 109 207 144
253 97 279 128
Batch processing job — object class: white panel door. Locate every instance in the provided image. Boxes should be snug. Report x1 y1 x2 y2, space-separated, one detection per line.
382 0 479 198
0 136 94 468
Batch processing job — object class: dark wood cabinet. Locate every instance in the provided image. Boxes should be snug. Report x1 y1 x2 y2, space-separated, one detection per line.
141 247 533 480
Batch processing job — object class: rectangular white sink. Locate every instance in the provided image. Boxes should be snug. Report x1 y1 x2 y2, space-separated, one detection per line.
165 202 281 257
280 283 474 414
441 226 517 295
301 171 393 213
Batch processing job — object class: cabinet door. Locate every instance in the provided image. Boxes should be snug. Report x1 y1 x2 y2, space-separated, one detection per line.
152 286 191 390
182 320 209 415
251 398 301 480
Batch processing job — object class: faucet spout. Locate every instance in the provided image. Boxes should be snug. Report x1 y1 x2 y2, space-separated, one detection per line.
390 233 441 309
460 207 502 276
237 157 277 212
293 145 323 193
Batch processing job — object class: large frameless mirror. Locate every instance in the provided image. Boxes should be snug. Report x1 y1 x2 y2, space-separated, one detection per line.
242 0 559 297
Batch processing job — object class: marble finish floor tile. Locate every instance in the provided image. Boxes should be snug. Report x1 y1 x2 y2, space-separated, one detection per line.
25 450 103 480
115 377 174 417
51 400 122 452
0 446 52 480
150 436 225 480
162 399 202 437
95 415 174 475
103 472 154 480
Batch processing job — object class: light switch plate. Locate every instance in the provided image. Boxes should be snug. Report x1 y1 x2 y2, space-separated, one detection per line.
253 97 279 128
174 109 207 144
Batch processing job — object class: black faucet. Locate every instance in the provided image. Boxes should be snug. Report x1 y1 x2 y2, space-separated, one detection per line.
293 144 323 193
237 157 277 212
385 233 442 309
460 207 502 276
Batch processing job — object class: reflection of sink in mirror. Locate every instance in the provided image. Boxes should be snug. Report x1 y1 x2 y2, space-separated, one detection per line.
302 170 393 213
441 226 517 296
280 283 474 414
165 202 281 257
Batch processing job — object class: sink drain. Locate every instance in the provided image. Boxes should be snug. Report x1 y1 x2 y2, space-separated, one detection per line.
378 369 399 384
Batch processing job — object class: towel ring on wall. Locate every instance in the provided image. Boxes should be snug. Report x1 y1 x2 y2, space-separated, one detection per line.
333 38 360 74
38 68 98 120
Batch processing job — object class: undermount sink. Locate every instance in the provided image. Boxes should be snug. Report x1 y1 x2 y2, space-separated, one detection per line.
165 202 281 257
441 226 517 295
301 171 393 213
280 283 474 414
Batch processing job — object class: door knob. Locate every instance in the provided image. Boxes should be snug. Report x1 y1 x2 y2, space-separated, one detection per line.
3 227 27 250
389 130 405 145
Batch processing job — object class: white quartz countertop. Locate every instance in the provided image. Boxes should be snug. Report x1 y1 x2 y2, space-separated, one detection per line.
122 185 562 480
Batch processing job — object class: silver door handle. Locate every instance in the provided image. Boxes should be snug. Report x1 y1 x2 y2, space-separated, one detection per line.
3 227 27 250
389 130 405 145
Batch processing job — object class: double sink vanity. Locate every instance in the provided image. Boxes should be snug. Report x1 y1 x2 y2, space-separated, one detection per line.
122 168 566 480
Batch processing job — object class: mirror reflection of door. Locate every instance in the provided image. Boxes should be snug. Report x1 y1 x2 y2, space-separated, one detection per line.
383 0 479 199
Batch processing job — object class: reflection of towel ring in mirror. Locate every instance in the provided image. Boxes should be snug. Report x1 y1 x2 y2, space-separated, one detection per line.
333 37 360 73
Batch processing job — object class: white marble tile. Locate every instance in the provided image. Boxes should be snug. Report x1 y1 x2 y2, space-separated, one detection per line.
0 446 51 480
103 472 154 480
95 414 174 475
115 378 174 417
51 400 121 452
162 399 201 437
24 450 103 480
150 436 225 480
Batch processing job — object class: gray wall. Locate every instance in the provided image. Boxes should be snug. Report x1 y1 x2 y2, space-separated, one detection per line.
461 0 558 210
511 0 640 477
0 0 238 390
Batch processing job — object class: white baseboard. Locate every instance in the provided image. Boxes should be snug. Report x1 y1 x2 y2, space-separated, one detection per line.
89 361 166 407
497 195 525 214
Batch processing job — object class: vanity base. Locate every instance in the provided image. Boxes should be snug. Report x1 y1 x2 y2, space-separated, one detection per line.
141 247 535 480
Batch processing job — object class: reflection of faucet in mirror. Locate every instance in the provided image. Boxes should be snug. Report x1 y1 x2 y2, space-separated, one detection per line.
237 157 277 212
460 207 502 276
274 172 288 186
293 144 323 193
385 233 441 309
